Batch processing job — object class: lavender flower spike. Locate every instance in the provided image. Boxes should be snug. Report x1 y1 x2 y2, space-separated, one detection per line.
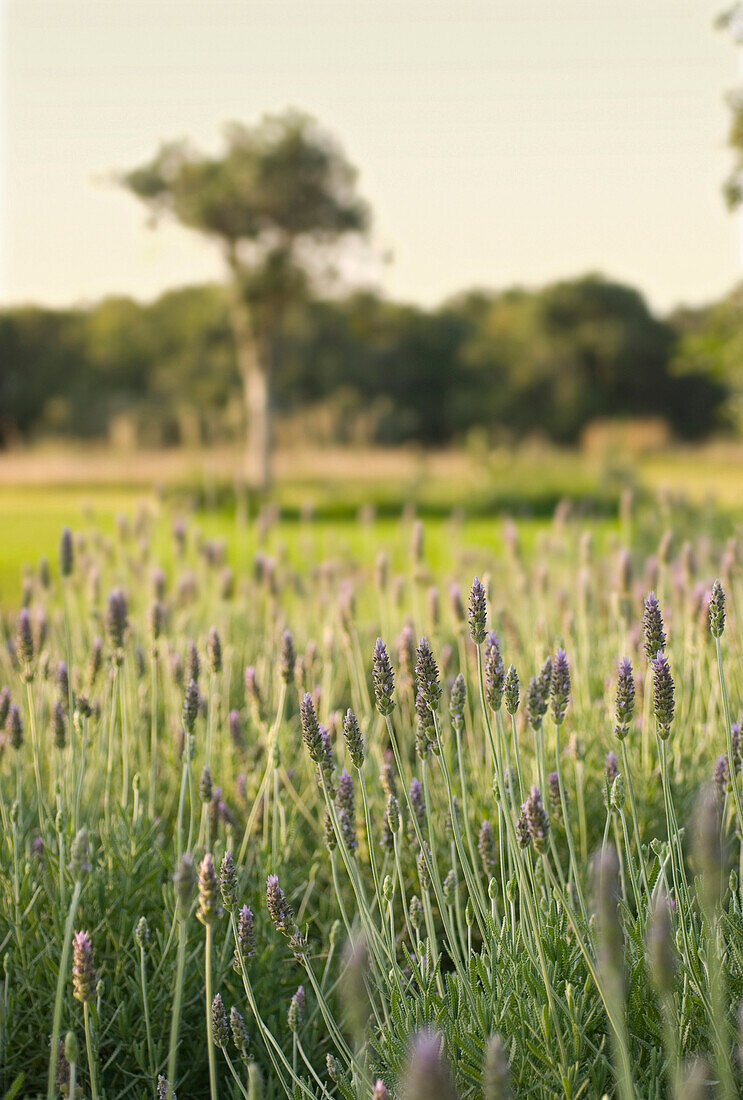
372 638 395 716
504 665 520 715
196 853 223 925
212 993 229 1047
59 526 74 577
279 630 296 685
416 636 441 713
709 579 726 638
72 930 96 1003
614 658 635 740
233 905 256 970
484 633 505 711
342 708 365 769
300 692 324 764
651 651 675 736
449 673 467 725
266 874 292 930
642 593 666 661
523 787 550 855
467 577 488 645
549 648 571 725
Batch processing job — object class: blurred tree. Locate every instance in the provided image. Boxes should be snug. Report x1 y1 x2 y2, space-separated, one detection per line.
119 111 369 487
719 4 743 206
446 275 722 443
671 283 743 432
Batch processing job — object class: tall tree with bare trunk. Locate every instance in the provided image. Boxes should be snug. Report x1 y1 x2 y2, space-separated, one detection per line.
120 111 369 489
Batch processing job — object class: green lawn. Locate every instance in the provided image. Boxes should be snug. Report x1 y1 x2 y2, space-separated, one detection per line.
0 482 619 607
2 440 742 605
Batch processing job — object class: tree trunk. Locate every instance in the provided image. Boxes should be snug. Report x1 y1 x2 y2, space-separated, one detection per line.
227 259 271 491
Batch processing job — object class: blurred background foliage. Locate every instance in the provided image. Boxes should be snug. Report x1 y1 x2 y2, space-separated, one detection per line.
0 272 736 451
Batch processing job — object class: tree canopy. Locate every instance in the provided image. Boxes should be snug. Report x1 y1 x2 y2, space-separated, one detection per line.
0 274 730 450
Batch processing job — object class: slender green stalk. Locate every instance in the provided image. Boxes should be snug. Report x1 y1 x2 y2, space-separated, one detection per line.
205 923 219 1100
165 916 188 1100
47 880 83 1100
83 1002 100 1100
149 648 159 820
139 942 155 1078
716 636 743 834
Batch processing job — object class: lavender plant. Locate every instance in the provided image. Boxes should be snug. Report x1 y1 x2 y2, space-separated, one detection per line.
0 502 742 1100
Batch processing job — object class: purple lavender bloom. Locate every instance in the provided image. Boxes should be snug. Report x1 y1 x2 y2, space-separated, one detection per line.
336 770 357 852
211 994 229 1047
72 930 96 1003
643 593 666 661
549 649 571 725
228 709 243 750
651 651 675 735
467 577 488 645
372 638 395 716
0 686 10 727
525 676 545 731
614 658 635 739
106 588 128 659
343 708 365 769
233 905 255 968
547 772 562 817
16 609 34 670
484 633 505 711
713 754 729 803
604 751 619 787
709 579 726 638
182 679 200 734
449 673 467 725
409 777 426 835
478 820 496 876
52 699 66 750
504 665 520 715
59 526 74 577
415 688 435 759
300 693 324 765
266 875 294 934
207 626 222 674
8 704 22 750
287 985 305 1031
523 787 550 854
279 630 296 685
416 637 441 713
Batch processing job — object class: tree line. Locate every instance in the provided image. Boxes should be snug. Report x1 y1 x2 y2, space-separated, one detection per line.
0 272 734 451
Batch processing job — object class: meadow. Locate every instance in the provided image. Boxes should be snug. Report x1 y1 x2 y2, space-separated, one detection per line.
1 447 743 1099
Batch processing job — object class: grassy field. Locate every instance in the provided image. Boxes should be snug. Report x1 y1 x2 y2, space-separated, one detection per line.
3 440 743 606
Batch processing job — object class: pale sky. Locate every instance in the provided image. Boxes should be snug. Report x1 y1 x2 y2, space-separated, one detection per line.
2 0 742 313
